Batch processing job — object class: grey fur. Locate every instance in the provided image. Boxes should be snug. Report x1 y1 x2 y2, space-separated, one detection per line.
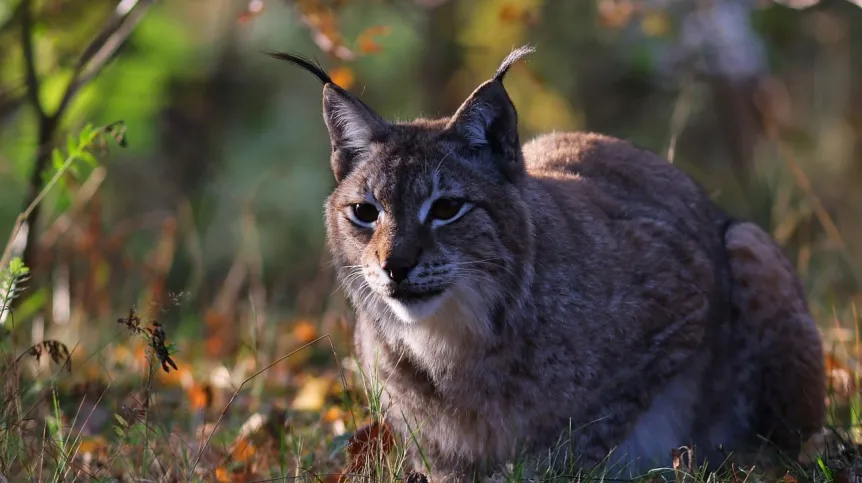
274 45 826 482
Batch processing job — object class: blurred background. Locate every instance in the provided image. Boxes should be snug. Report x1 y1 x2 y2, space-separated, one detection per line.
1 0 862 473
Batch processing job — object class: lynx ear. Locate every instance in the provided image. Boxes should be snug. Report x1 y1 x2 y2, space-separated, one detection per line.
446 45 534 181
322 85 389 181
267 51 389 182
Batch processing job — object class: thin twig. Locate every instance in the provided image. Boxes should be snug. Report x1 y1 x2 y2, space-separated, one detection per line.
39 166 107 249
53 0 155 119
0 146 87 271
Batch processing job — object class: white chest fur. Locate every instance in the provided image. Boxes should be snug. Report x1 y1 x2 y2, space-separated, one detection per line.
387 283 494 375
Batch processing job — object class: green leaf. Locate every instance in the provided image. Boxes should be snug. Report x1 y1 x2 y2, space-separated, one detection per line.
818 458 832 481
113 413 128 427
79 124 95 145
8 257 29 277
79 151 98 167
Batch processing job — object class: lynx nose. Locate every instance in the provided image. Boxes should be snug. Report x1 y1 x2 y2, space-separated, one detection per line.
381 257 416 284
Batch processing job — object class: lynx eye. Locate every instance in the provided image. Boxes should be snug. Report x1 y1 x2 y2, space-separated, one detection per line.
430 198 467 222
348 203 380 227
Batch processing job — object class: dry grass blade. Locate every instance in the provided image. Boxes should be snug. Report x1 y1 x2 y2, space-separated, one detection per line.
757 85 849 256
187 334 333 478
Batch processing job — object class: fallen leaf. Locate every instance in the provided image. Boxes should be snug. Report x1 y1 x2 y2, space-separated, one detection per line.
291 376 332 411
76 435 109 455
187 383 213 411
230 438 256 463
322 406 343 424
293 320 319 344
236 412 266 441
215 466 231 483
338 420 396 481
347 420 395 460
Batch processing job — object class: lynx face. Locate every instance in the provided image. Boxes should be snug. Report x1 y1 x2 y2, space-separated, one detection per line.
324 124 529 334
266 48 537 336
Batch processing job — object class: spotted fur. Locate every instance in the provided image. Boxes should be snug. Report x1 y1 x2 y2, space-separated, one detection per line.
271 46 826 482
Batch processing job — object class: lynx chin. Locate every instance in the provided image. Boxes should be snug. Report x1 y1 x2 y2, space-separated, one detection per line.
270 46 825 481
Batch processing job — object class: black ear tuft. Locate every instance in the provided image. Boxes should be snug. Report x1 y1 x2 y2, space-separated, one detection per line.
493 45 535 83
267 51 389 182
267 51 334 85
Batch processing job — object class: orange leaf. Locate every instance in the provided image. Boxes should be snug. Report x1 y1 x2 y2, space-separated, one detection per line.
356 25 391 54
77 436 108 455
329 67 355 90
187 383 213 410
231 438 256 463
215 467 231 482
322 406 343 423
293 320 319 344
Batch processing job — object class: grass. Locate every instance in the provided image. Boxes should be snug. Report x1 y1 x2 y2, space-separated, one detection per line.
1 121 861 483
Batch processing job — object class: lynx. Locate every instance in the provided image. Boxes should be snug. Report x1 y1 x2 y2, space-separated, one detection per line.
270 46 826 481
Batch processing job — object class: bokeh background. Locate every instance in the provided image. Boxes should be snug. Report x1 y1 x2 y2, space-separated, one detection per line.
2 0 862 479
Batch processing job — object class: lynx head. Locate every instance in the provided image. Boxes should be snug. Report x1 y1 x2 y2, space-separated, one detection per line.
270 47 536 338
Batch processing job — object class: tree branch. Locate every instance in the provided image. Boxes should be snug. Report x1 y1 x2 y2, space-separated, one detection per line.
16 0 156 282
19 0 45 124
53 0 155 120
